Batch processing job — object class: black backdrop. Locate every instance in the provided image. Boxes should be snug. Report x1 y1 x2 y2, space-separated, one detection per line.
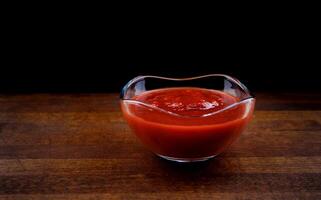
1 14 320 93
1 44 319 93
1 53 319 93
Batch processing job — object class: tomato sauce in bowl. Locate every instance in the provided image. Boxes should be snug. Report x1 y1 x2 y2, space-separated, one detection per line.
121 86 254 162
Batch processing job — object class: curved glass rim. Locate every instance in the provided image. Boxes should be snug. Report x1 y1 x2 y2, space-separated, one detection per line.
120 74 255 118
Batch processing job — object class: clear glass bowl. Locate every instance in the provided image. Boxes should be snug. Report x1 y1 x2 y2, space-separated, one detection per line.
120 74 255 162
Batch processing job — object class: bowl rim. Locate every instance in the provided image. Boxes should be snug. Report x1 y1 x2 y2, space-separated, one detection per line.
121 74 255 118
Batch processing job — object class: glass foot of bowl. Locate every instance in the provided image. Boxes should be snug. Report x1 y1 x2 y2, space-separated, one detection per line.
157 154 217 163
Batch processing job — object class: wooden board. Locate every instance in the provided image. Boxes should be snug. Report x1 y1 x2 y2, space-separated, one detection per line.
0 92 320 199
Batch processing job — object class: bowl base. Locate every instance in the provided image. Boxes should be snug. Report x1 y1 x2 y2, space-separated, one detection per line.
156 154 217 163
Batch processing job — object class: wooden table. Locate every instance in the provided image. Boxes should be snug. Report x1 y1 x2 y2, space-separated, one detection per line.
0 93 320 199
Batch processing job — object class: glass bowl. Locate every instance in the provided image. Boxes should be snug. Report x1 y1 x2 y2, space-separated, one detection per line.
120 74 255 162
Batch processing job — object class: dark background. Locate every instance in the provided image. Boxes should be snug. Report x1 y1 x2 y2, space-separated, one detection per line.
1 44 319 93
1 9 320 93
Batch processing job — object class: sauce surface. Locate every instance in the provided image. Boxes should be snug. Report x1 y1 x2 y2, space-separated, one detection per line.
134 88 238 117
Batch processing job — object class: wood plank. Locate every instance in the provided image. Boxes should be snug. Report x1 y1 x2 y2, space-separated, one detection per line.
1 92 321 112
0 119 320 144
255 92 321 110
1 157 321 176
0 128 320 158
0 120 320 144
0 94 120 113
1 192 320 200
0 173 320 194
1 111 320 125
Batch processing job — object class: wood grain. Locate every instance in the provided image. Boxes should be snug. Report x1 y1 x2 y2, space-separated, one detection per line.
0 92 320 199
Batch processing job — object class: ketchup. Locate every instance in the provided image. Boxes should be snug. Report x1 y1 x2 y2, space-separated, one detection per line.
121 87 253 159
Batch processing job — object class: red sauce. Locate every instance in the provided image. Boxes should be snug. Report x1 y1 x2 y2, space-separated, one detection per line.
121 87 254 159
